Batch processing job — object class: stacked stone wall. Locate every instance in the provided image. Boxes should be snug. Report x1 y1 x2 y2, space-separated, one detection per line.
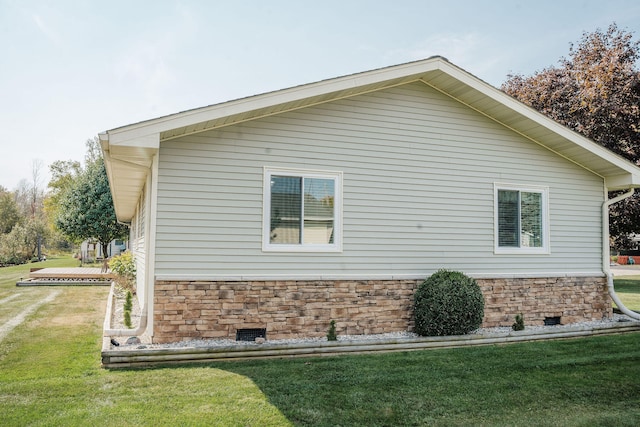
152 276 611 344
479 276 611 327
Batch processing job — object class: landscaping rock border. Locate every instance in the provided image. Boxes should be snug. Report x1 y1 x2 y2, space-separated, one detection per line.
102 287 640 368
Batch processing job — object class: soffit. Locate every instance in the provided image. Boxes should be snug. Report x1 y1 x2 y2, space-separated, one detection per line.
101 142 156 222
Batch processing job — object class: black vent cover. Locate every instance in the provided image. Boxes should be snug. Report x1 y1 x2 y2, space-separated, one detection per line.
236 328 267 342
544 316 561 326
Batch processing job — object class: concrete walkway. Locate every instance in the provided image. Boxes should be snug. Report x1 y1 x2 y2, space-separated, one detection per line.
611 265 640 276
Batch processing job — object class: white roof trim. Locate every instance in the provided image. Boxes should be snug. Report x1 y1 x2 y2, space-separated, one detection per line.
101 56 640 221
107 58 444 138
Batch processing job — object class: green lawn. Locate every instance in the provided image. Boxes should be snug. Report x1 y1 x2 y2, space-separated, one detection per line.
0 256 289 426
614 275 640 311
1 260 640 426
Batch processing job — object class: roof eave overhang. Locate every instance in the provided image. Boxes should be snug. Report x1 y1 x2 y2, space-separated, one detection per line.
110 57 453 142
606 173 640 191
100 132 158 222
415 61 640 191
100 56 640 217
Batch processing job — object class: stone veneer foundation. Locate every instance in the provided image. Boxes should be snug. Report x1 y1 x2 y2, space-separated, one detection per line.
152 276 612 344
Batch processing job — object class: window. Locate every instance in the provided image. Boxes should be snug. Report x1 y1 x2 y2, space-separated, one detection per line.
263 167 342 252
494 184 549 254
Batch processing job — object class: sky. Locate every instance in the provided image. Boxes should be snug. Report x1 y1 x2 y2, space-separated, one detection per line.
2 0 640 192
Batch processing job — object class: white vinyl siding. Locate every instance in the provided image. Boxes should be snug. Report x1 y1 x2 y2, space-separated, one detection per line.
154 81 604 278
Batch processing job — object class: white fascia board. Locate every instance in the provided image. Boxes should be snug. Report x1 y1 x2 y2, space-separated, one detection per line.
606 173 640 190
106 131 160 148
101 55 640 186
101 148 124 221
105 58 446 144
438 61 601 153
99 132 110 149
436 60 640 183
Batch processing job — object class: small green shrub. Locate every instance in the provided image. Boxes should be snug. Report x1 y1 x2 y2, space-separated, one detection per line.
413 269 485 336
124 290 133 312
512 313 525 331
123 309 132 329
326 320 337 341
109 251 136 293
123 290 133 328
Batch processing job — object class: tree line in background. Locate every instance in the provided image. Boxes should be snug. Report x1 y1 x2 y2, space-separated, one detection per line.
0 137 127 266
1 23 639 265
502 23 640 249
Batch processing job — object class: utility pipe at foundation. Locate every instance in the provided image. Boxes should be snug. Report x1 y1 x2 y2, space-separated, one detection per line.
603 188 640 320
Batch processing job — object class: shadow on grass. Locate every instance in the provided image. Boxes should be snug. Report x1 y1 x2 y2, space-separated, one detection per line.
208 334 640 427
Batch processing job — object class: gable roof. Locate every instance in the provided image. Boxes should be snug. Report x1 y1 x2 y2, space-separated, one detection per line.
100 56 640 222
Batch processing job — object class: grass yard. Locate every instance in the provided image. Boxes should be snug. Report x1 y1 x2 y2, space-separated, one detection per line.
1 259 640 426
614 275 640 311
218 336 640 426
0 256 289 426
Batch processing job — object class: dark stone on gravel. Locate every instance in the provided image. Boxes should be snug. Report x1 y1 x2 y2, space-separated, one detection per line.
126 336 141 345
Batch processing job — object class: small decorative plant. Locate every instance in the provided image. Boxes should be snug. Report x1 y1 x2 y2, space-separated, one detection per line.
109 251 136 293
124 290 133 312
124 309 132 329
512 313 525 331
326 320 338 341
123 290 133 328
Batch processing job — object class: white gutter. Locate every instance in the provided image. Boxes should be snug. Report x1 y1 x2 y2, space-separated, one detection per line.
603 188 640 320
103 283 148 336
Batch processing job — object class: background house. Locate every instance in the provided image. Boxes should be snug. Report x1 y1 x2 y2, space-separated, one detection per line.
101 57 640 343
79 239 127 262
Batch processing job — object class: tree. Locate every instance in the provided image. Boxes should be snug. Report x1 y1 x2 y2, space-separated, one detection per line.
48 160 82 197
502 23 640 248
0 190 20 234
44 159 82 250
13 179 33 219
55 143 128 256
13 160 46 219
84 136 102 165
0 216 47 264
29 159 44 218
4 160 49 262
0 223 29 265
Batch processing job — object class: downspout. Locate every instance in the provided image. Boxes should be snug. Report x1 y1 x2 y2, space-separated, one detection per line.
102 156 157 337
103 220 149 337
103 283 148 336
603 188 640 320
101 131 154 338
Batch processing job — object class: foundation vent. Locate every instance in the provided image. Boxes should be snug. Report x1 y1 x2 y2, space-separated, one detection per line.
544 316 561 326
236 328 267 342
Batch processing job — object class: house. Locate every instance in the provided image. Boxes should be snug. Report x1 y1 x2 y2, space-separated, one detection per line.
100 57 640 344
79 239 127 261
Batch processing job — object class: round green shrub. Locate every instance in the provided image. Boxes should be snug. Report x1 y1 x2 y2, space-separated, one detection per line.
413 269 485 336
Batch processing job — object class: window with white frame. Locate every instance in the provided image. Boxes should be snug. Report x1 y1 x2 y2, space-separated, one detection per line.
494 184 549 254
263 167 342 252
